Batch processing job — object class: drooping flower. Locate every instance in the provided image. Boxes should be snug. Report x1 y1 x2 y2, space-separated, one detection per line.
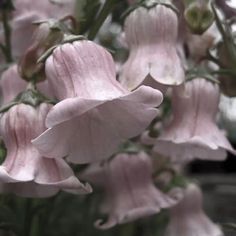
0 103 91 198
119 3 185 91
0 65 53 106
32 40 163 164
81 152 183 229
153 78 235 162
164 183 223 236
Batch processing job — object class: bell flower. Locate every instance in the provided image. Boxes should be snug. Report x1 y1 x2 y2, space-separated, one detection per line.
32 40 163 164
81 152 183 229
154 78 235 162
165 183 223 236
119 3 185 91
0 65 53 106
0 103 91 198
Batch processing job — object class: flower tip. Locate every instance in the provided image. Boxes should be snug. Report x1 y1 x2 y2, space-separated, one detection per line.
94 219 115 230
79 182 93 194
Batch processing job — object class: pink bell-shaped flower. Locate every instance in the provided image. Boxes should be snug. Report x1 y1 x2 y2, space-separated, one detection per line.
154 79 235 161
81 152 183 229
32 40 163 164
153 78 235 162
164 183 223 236
0 103 91 198
0 65 53 106
119 4 185 91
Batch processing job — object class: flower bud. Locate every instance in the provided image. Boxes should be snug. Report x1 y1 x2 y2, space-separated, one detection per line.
19 20 64 82
184 0 214 34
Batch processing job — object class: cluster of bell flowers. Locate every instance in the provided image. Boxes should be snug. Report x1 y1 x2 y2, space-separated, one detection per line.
0 0 233 234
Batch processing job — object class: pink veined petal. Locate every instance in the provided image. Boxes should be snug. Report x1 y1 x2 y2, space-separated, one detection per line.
33 101 158 163
33 85 162 163
0 103 91 197
34 39 163 163
45 85 162 128
119 5 185 90
154 78 235 162
45 98 105 127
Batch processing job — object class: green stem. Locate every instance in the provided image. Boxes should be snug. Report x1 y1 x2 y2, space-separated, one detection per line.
87 0 118 40
23 199 33 236
2 9 13 63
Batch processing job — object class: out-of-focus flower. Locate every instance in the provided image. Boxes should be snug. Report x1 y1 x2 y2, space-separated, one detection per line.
219 95 236 142
81 152 183 229
186 23 219 62
165 183 223 236
119 3 185 92
13 0 74 20
153 78 235 162
0 0 75 60
0 65 53 106
32 40 163 164
0 103 91 198
215 0 236 19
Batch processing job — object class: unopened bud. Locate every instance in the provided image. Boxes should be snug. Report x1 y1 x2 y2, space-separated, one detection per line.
184 0 214 34
18 45 45 82
19 20 64 82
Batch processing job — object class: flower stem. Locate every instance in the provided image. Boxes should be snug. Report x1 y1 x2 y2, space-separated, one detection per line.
23 199 33 236
2 9 13 63
87 0 118 40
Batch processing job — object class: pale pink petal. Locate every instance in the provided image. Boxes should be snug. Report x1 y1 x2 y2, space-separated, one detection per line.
33 40 163 163
154 79 235 162
0 65 54 106
119 5 185 90
44 84 162 127
0 65 26 105
33 91 160 163
0 103 91 197
46 41 126 100
11 12 40 59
